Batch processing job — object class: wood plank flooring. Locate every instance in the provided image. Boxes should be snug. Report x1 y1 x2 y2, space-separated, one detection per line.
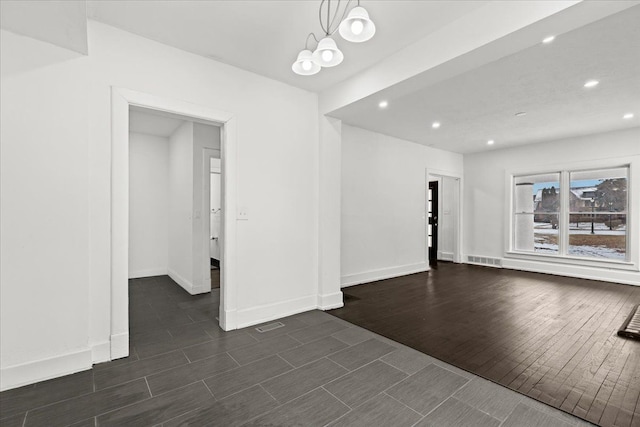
329 263 640 427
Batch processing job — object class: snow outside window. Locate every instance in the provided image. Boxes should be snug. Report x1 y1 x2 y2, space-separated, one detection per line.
512 166 629 262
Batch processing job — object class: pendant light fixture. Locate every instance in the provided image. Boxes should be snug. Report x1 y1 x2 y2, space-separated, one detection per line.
339 6 375 42
292 49 321 75
292 0 375 76
313 37 343 67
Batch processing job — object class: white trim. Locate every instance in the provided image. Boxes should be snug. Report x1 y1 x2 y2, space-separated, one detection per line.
168 267 197 294
110 332 129 360
341 262 429 288
502 258 639 286
0 349 92 392
128 268 168 279
318 292 344 310
91 341 111 364
111 87 239 361
235 295 318 329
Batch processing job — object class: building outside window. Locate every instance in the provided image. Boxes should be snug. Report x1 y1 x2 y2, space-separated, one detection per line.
512 166 628 262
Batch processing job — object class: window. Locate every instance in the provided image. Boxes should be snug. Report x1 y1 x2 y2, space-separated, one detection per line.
511 166 629 262
514 173 560 254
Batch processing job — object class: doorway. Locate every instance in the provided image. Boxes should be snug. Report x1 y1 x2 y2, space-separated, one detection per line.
428 181 439 266
111 88 238 361
208 155 222 289
426 170 463 267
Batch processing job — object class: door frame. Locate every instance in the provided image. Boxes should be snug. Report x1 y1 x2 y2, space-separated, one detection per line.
425 168 464 264
110 87 238 360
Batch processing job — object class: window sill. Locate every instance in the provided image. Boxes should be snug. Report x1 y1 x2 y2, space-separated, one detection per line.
504 251 637 271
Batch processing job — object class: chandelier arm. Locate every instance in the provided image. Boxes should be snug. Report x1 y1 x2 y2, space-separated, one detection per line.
329 0 354 36
304 32 320 50
327 0 331 35
319 0 329 35
328 0 342 34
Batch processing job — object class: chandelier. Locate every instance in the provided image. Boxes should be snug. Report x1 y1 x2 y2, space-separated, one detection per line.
292 0 376 76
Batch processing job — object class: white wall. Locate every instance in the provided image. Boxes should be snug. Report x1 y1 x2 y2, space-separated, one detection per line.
341 124 463 286
0 20 319 390
1 30 91 389
129 132 170 278
167 122 194 290
463 127 640 284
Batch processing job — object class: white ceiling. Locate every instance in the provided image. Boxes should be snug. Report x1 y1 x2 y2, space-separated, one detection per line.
86 0 490 92
0 0 88 55
330 6 640 153
129 108 186 137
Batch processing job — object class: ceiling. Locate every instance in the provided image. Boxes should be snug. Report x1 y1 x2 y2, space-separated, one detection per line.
86 0 490 93
330 6 640 154
129 107 186 137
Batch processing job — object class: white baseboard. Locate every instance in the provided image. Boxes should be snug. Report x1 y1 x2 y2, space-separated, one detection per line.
318 292 344 310
110 332 129 360
235 294 318 329
129 267 167 279
437 251 454 262
168 268 195 294
219 308 237 332
91 341 111 364
501 258 640 286
190 285 211 295
0 348 92 392
341 262 430 288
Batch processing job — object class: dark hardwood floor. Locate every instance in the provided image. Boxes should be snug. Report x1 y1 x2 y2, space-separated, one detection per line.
329 263 640 427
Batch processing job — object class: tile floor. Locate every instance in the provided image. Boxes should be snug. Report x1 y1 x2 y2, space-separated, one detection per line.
0 276 595 426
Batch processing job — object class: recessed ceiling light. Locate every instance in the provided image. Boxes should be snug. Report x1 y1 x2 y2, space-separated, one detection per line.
515 112 527 117
378 100 388 109
487 140 495 145
623 113 634 119
584 80 599 88
542 36 555 44
432 122 441 129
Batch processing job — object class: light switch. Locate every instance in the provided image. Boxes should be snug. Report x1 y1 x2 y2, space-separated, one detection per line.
238 207 249 220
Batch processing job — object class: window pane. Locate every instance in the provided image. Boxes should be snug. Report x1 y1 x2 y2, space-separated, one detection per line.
568 214 626 260
569 169 627 213
535 214 559 254
568 168 628 260
514 173 560 254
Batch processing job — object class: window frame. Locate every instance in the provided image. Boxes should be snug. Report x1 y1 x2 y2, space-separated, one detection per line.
504 156 639 272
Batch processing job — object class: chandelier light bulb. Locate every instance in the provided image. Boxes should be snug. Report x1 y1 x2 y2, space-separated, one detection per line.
313 37 343 67
292 49 321 76
339 6 376 43
351 19 364 35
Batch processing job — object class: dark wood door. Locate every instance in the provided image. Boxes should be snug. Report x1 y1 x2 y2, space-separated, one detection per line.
428 181 438 266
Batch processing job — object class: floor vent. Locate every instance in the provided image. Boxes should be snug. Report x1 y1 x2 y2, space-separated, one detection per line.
467 255 502 268
255 322 285 333
618 304 640 340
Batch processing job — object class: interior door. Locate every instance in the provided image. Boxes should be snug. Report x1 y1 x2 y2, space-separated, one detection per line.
428 181 439 266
